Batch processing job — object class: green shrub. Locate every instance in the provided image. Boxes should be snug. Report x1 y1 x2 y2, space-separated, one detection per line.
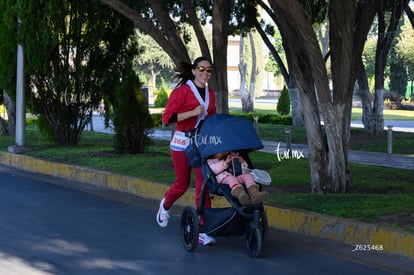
277 85 291 115
154 88 168 108
151 113 165 127
36 115 56 143
113 71 153 153
230 112 292 125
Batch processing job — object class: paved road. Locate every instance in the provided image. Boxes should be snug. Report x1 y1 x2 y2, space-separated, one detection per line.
350 120 414 133
2 165 413 275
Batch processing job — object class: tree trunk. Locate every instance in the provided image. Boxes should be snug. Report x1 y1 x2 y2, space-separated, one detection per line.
245 32 256 113
322 104 352 192
359 88 375 130
151 69 157 94
324 0 355 192
238 33 253 113
287 86 303 127
299 86 328 192
239 33 247 104
372 88 385 134
100 0 190 65
3 90 16 136
211 0 233 114
268 0 363 193
369 0 404 135
181 0 212 62
318 24 329 58
287 68 303 127
254 4 303 126
0 117 7 136
356 57 374 132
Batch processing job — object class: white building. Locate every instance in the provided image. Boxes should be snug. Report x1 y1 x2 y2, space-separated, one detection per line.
226 35 279 97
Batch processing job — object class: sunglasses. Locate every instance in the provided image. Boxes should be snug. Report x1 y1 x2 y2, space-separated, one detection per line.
195 66 213 73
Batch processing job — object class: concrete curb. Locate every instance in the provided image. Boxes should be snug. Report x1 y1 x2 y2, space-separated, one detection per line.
1 151 413 259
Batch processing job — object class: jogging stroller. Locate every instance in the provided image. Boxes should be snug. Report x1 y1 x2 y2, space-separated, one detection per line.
181 114 271 258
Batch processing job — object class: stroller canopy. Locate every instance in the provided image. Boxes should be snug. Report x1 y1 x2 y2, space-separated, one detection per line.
194 114 263 158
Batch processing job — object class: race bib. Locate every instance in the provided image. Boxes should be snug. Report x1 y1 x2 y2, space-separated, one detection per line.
170 131 190 151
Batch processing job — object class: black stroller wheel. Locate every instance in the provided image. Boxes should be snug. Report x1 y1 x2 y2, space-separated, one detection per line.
180 206 199 252
259 212 269 243
245 224 263 258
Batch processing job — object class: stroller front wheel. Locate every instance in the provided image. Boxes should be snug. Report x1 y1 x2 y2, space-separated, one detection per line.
245 224 263 258
180 206 199 252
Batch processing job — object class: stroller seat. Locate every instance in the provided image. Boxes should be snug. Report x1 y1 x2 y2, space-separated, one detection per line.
181 114 270 258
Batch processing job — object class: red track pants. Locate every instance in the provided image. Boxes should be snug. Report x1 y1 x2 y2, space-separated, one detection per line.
163 149 211 210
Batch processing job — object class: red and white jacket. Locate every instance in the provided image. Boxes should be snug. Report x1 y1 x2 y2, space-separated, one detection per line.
162 83 216 132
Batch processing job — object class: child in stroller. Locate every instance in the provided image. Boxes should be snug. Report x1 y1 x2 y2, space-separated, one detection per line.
182 114 271 257
207 151 268 205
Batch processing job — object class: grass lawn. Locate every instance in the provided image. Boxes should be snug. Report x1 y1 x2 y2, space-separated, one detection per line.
351 107 414 121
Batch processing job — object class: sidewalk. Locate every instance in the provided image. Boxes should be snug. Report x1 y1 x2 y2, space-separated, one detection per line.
151 129 414 171
260 140 414 170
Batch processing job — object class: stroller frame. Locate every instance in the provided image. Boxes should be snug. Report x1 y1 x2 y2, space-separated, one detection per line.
180 114 269 258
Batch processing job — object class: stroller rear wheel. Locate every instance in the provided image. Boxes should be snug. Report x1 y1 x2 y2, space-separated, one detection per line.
180 206 199 252
259 212 269 243
245 223 263 258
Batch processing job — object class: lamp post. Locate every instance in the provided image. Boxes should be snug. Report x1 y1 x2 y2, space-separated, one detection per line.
8 18 27 153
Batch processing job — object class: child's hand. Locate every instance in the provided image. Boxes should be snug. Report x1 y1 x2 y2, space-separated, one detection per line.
225 154 233 163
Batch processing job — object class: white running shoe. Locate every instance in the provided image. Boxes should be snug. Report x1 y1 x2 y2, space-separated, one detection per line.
156 198 170 227
198 233 216 246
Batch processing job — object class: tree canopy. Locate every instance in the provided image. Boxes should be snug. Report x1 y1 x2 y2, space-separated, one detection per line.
0 0 138 145
396 20 414 86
